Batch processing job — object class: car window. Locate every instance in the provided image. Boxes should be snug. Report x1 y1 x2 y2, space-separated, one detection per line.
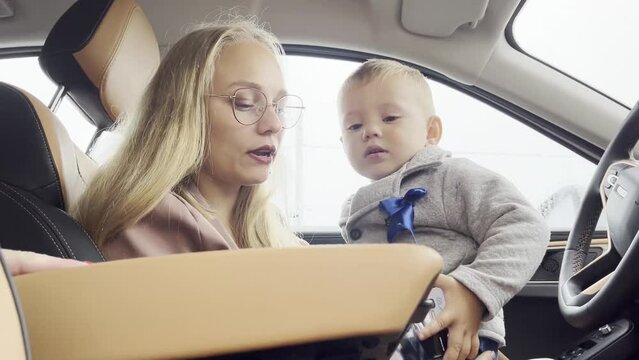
0 56 57 104
512 0 638 107
0 56 96 151
280 55 603 233
56 98 97 152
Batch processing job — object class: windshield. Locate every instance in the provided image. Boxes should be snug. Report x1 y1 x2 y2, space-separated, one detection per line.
512 0 639 107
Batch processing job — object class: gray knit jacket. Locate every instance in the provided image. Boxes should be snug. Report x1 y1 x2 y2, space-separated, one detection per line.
339 145 549 346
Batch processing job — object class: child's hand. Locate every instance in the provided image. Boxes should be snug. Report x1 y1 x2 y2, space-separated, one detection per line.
418 274 486 360
475 351 497 360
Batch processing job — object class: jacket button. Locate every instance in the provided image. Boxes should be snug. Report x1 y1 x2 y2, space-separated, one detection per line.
350 228 362 240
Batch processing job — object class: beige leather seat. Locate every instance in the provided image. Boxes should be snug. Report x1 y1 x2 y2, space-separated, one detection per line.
0 250 29 360
39 0 160 130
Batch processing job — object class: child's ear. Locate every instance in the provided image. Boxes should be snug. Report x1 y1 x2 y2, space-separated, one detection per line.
426 115 442 145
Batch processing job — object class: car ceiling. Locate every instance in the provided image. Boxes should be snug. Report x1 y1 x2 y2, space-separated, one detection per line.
0 0 630 152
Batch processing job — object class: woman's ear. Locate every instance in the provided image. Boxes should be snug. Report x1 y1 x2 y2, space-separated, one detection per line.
426 115 442 145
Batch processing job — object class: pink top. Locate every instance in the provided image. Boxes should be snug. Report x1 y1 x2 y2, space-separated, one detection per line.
101 190 238 260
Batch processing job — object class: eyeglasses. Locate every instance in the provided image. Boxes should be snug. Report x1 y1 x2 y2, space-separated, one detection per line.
208 88 304 129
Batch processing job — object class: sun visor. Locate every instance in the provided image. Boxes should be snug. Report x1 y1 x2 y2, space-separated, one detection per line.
401 0 489 38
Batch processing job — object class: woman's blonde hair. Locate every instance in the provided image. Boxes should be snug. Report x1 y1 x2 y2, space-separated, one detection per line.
73 19 300 249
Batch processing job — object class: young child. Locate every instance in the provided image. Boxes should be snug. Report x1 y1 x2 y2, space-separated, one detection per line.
338 59 549 360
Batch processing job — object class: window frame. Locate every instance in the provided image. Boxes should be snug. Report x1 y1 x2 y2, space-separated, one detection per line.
1 45 605 163
284 44 604 164
0 46 609 238
503 0 631 111
0 47 41 59
0 50 98 151
282 44 608 239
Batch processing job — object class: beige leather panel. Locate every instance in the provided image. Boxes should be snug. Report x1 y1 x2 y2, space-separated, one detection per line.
581 272 612 296
0 260 27 360
19 89 97 210
73 0 160 123
546 238 608 250
16 245 442 360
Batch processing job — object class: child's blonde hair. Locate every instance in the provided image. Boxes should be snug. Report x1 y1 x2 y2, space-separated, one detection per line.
340 59 436 114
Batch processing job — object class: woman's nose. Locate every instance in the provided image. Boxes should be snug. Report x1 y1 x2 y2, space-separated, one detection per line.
257 105 283 134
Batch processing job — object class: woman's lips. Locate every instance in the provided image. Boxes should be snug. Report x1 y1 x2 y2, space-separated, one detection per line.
248 145 276 164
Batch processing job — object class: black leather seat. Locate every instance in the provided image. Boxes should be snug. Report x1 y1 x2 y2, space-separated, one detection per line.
0 83 105 262
0 0 160 261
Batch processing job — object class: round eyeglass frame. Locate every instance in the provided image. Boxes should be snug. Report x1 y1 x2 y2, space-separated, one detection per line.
208 87 304 129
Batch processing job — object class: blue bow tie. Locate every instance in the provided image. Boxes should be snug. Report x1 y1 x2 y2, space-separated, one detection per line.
379 188 427 243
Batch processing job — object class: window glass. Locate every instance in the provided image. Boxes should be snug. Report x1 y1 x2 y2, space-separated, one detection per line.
432 81 598 232
88 129 123 164
55 98 97 152
0 57 56 104
278 56 368 230
280 56 601 232
0 56 96 151
512 0 639 107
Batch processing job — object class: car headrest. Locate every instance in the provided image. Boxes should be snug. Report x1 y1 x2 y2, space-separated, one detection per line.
0 82 96 210
39 0 160 129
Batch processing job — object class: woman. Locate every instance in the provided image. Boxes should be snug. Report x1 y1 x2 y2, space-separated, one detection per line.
73 19 305 259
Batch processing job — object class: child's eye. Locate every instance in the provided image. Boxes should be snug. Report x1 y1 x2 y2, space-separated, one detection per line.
347 123 362 131
383 115 400 123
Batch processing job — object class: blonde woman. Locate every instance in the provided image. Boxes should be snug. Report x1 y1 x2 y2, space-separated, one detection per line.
73 20 306 260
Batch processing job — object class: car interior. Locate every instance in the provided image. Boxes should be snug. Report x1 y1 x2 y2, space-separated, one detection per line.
0 0 638 359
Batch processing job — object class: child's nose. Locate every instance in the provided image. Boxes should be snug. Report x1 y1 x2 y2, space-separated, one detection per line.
362 124 381 139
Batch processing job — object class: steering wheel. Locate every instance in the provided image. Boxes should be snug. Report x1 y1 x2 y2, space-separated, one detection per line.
559 103 639 329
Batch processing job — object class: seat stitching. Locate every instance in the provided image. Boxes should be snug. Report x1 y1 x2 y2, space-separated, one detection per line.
99 5 138 121
58 208 106 261
0 187 65 257
7 185 105 261
5 186 77 259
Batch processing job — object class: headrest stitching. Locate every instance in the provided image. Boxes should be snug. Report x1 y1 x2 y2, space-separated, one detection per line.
98 3 140 122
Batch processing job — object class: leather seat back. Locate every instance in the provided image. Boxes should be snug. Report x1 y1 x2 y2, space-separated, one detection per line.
0 83 105 262
0 0 160 259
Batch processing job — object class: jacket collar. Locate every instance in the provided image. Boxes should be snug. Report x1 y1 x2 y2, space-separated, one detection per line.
346 145 450 222
402 145 450 175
